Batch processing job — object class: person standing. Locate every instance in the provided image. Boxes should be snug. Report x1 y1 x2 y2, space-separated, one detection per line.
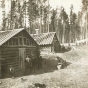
9 65 14 78
31 55 37 73
25 55 32 74
38 56 43 69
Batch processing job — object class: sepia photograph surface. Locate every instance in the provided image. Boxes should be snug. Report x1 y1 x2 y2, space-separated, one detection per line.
0 0 88 88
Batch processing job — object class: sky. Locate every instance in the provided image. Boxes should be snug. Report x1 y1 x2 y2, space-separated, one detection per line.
49 0 82 14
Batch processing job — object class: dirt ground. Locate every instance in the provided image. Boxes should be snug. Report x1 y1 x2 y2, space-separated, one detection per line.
0 45 88 88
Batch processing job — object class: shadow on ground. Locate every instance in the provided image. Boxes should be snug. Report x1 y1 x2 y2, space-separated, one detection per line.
1 56 71 79
59 45 73 53
24 56 71 76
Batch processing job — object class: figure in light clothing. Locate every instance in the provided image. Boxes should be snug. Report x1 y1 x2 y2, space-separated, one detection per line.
25 55 32 74
9 65 14 78
26 55 31 62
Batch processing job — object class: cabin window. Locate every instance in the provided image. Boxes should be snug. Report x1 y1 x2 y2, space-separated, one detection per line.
5 41 9 45
18 33 22 37
33 43 35 46
31 42 34 46
31 41 32 46
19 38 22 45
13 39 15 45
33 42 35 46
15 34 18 37
29 40 31 45
13 38 18 45
15 38 18 45
9 39 13 45
27 39 29 45
23 33 26 37
32 42 34 46
24 38 26 45
30 40 32 46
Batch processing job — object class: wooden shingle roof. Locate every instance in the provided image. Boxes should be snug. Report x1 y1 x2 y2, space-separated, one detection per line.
0 28 37 46
31 32 56 45
0 28 24 46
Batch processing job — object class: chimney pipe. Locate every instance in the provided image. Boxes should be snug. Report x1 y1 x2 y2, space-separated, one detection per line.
35 29 39 35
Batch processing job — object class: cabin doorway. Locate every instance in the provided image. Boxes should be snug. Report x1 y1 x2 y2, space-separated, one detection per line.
54 42 59 52
19 48 26 69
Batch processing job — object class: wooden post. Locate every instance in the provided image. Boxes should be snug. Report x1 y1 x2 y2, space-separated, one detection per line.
62 21 65 44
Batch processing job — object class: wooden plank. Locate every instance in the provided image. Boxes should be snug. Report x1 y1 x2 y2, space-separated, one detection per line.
1 54 19 57
1 50 19 52
2 62 19 66
4 47 18 50
1 58 19 63
1 50 15 53
1 45 37 48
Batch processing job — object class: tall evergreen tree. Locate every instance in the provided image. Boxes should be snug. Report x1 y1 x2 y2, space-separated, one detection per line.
50 9 57 32
69 5 81 43
82 0 88 44
59 6 69 43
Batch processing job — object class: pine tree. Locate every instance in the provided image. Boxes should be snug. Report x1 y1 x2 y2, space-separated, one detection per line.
82 0 88 44
69 5 81 43
60 6 68 43
50 9 57 32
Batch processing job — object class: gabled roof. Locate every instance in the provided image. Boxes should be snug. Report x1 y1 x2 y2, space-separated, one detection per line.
31 32 56 45
0 28 37 46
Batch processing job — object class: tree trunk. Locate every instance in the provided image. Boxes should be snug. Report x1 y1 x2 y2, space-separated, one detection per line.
62 23 65 44
86 10 88 44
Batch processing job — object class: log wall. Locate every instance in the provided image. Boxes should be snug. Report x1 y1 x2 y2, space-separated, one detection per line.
0 46 39 77
1 48 19 71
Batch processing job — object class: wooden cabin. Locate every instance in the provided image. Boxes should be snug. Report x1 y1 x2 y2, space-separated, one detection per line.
31 32 61 53
0 28 39 77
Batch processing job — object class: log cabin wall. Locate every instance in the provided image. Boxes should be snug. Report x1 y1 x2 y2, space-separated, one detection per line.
26 47 38 57
0 47 38 71
40 34 60 53
0 30 39 76
1 47 19 71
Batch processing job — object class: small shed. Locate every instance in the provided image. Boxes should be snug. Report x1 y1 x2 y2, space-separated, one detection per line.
31 32 61 53
0 28 39 77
